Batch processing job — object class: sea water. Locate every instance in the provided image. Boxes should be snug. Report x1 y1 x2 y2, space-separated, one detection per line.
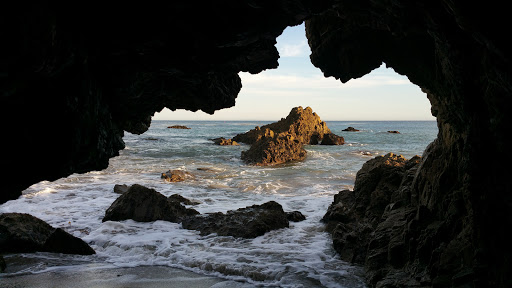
0 120 437 287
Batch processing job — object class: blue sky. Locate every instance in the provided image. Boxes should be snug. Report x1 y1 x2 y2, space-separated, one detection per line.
154 23 435 121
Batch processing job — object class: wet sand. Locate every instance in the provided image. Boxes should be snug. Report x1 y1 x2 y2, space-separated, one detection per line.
1 261 257 288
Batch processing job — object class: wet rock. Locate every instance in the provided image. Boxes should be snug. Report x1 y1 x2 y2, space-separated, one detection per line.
167 125 190 129
387 131 400 134
102 184 199 223
286 211 306 222
235 106 343 165
0 255 6 272
169 194 200 205
241 134 306 166
0 213 95 255
211 137 240 146
181 201 293 238
342 127 360 132
113 184 130 194
161 170 194 182
320 133 345 145
233 106 332 145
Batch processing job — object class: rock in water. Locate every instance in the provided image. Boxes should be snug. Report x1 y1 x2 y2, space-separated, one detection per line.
241 134 306 166
167 125 190 129
342 127 360 132
102 184 199 223
233 106 332 145
0 213 95 255
161 170 194 182
321 133 345 145
182 201 304 238
233 106 343 165
210 137 240 146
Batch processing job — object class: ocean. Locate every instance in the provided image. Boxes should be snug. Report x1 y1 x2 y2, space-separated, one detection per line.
0 120 437 287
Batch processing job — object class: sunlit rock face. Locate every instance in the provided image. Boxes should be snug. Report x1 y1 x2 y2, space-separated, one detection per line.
1 1 511 287
307 1 511 287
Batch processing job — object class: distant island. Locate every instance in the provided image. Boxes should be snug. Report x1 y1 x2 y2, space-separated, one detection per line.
167 125 190 129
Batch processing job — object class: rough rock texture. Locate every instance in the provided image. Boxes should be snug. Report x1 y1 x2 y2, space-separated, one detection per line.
241 134 307 166
305 2 512 287
161 170 194 183
211 137 240 146
233 106 332 145
181 201 304 238
0 213 95 255
2 1 512 287
102 184 199 222
320 133 345 145
235 106 343 165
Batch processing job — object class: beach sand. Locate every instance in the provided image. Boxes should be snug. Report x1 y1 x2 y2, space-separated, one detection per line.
0 255 257 288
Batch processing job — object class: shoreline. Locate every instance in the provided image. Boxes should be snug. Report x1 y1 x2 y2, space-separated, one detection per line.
0 256 256 288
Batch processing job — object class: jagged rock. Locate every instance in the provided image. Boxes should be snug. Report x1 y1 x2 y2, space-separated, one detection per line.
167 125 191 129
342 127 360 132
211 137 240 146
233 106 332 145
0 213 95 255
241 134 306 166
161 170 194 182
322 153 423 283
235 106 343 165
102 184 199 223
320 133 345 145
181 201 299 238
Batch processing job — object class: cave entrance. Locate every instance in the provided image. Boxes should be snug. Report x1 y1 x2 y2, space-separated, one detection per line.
154 23 435 123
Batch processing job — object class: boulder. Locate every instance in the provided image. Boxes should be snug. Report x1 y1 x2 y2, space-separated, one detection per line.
0 213 95 255
387 131 400 134
169 194 200 205
167 125 190 129
241 134 306 166
181 201 303 238
210 137 240 146
342 127 360 132
113 184 130 194
320 133 345 145
161 170 194 182
233 106 331 145
102 184 199 223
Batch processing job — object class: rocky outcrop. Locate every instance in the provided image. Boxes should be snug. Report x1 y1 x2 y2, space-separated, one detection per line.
102 184 199 222
211 137 240 146
235 106 343 165
0 213 95 255
233 106 332 145
387 130 400 134
241 134 307 166
167 125 191 129
103 185 303 238
181 201 305 238
342 127 360 132
161 170 194 182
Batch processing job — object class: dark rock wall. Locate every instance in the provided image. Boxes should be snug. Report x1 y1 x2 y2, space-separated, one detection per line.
0 1 330 203
1 1 511 287
307 1 511 287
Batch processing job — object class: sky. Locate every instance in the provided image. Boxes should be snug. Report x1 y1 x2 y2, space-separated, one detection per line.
153 23 435 121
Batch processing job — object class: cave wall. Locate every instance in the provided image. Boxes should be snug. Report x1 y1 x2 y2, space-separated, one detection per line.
307 1 511 287
0 1 330 203
1 1 511 287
